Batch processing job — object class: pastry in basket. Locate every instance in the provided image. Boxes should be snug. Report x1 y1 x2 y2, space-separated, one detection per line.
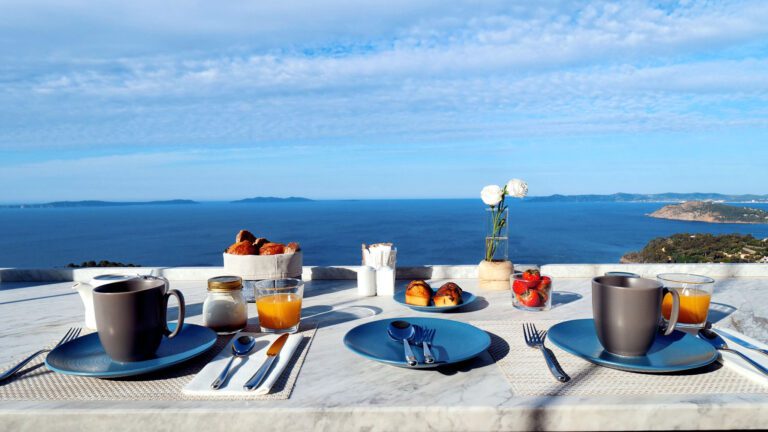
433 282 463 307
236 230 256 244
252 237 269 251
259 242 286 255
285 242 301 254
226 240 257 255
405 280 433 306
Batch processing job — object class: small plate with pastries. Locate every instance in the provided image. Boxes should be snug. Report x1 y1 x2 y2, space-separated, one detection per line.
394 280 477 312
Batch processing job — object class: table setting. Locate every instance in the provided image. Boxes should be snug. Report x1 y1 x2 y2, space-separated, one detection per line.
0 272 317 401
1 266 768 432
2 264 768 399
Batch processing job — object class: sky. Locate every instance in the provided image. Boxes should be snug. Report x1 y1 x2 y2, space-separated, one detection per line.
0 0 767 202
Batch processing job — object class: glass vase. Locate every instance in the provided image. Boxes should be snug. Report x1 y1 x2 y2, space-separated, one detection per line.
485 207 509 262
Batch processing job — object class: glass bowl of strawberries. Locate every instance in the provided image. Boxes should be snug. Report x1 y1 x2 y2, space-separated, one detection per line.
511 269 552 311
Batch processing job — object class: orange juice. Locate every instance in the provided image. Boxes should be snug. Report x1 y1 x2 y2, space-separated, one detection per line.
256 293 302 330
662 289 711 324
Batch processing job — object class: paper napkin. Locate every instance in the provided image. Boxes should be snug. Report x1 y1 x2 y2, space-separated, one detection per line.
183 332 302 396
711 326 768 385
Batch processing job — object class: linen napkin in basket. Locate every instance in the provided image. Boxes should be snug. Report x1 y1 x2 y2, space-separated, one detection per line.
712 326 768 384
183 332 302 396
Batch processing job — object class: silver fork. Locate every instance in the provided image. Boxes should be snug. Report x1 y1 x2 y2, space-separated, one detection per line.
523 323 569 383
416 327 436 364
0 327 82 382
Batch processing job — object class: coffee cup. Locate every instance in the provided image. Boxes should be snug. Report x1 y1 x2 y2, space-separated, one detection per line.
592 275 680 356
93 278 185 362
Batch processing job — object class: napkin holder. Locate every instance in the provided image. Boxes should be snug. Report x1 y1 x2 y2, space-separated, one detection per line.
361 243 397 296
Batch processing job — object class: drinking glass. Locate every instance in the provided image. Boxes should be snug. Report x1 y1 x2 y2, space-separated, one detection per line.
254 278 304 334
511 273 553 311
243 280 257 302
657 273 715 329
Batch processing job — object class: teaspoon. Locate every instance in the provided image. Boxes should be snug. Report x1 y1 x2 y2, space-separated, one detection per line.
211 335 256 389
387 320 417 366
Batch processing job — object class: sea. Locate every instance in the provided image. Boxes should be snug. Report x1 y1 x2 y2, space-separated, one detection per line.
1 200 768 268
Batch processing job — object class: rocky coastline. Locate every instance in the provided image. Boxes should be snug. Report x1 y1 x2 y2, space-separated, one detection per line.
648 201 768 224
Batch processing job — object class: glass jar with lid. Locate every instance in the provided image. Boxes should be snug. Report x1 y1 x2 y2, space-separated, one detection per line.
203 276 248 334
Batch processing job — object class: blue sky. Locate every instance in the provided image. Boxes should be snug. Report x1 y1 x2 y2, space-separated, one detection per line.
0 0 767 202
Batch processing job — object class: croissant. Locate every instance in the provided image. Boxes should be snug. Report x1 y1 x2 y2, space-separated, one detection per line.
226 240 257 255
285 242 301 254
259 242 286 255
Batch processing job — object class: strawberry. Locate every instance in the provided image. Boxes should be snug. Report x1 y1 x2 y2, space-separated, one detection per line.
519 289 541 307
522 269 541 284
512 279 529 295
539 276 552 290
537 287 549 304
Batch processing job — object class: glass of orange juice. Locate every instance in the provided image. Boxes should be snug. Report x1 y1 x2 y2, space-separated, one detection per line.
254 278 304 334
657 273 715 329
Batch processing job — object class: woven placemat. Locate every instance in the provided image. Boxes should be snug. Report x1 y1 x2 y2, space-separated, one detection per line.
0 325 316 401
473 320 768 397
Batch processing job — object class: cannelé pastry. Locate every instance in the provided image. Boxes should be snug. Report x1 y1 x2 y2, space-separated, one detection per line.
405 280 433 306
433 282 463 306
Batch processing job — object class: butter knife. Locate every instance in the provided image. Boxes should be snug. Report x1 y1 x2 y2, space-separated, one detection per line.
244 334 289 391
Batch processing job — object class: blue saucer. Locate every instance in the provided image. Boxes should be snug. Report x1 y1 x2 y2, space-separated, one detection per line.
343 317 490 368
45 324 217 378
393 289 477 313
547 319 718 373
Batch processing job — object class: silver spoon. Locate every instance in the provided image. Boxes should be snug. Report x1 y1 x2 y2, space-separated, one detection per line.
387 320 417 366
211 335 256 389
699 328 768 376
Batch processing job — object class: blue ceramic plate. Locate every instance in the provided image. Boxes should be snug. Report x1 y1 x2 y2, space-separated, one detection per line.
45 324 217 378
343 317 490 368
393 288 477 313
547 319 718 373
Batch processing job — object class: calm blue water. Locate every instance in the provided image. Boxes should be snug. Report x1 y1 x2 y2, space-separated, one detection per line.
1 200 767 268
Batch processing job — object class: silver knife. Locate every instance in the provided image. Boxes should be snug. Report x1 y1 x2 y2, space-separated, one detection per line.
718 331 768 357
243 334 289 391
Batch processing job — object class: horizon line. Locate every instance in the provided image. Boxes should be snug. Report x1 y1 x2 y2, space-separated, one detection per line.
2 192 768 206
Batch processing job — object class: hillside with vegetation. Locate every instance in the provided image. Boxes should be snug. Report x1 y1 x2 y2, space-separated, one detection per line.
649 201 768 224
528 193 768 203
622 233 768 264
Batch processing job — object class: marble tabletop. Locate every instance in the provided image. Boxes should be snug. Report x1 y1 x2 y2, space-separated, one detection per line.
1 264 767 431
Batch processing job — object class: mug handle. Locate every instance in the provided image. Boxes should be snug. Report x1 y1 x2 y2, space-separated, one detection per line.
164 289 186 339
142 274 170 293
662 287 680 336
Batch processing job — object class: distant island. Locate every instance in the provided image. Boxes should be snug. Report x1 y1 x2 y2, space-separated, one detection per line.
649 201 768 224
527 193 768 203
622 233 768 264
232 196 313 203
1 199 198 209
67 260 141 268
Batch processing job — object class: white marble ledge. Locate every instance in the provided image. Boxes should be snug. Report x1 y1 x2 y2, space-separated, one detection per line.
0 264 543 282
2 263 768 282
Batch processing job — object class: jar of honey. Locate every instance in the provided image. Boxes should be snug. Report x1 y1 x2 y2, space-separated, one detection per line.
203 276 248 334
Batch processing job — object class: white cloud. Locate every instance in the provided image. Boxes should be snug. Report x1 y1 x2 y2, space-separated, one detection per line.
1 0 767 151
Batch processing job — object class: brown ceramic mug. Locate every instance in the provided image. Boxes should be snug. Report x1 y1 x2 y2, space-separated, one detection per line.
592 275 680 357
93 278 185 362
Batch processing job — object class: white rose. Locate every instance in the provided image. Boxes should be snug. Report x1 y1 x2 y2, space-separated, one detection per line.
506 179 528 198
481 185 503 206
